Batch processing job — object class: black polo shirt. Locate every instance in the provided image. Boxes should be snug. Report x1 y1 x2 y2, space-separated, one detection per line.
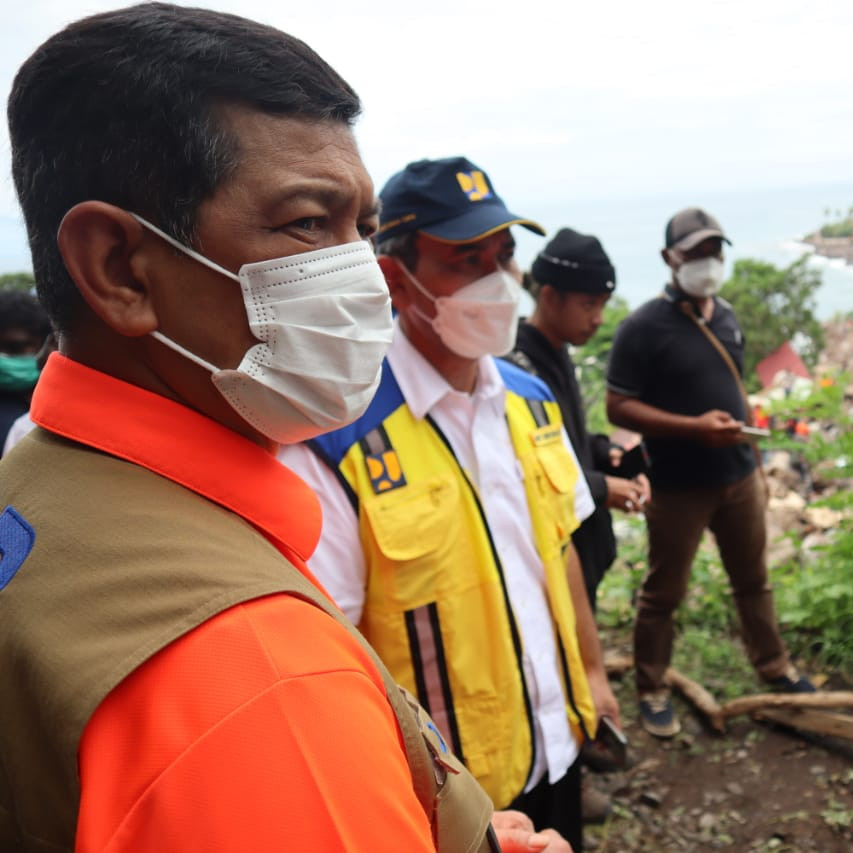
606 285 755 488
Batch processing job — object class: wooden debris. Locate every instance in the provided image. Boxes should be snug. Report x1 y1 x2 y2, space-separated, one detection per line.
663 668 724 731
752 707 853 740
603 653 853 738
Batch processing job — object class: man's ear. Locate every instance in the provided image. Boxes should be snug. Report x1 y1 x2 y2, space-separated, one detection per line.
378 254 411 311
540 283 562 311
57 201 159 337
661 248 677 271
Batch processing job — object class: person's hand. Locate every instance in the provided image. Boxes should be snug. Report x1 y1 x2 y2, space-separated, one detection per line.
634 473 651 505
693 409 744 447
491 811 573 851
604 475 646 514
585 667 622 729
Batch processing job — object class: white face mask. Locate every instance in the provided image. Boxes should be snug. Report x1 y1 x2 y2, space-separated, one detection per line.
399 263 520 359
131 214 393 444
676 256 725 298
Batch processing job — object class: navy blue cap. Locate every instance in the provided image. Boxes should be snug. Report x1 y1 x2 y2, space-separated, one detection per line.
376 156 545 244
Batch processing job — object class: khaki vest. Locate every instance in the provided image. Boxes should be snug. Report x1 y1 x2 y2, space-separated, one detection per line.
0 429 494 852
315 374 597 808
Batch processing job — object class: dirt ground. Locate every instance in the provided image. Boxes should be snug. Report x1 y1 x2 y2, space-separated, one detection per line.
584 666 853 852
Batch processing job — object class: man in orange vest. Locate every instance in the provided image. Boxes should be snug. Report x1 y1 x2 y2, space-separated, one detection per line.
0 4 569 851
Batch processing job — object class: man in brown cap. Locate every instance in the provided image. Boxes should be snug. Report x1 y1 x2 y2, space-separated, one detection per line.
605 207 814 740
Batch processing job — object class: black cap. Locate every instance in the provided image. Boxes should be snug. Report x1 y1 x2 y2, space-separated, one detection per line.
531 228 616 294
665 207 732 251
376 156 545 244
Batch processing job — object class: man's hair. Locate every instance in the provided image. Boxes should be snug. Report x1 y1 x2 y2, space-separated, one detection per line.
8 2 361 331
377 232 419 271
0 289 50 338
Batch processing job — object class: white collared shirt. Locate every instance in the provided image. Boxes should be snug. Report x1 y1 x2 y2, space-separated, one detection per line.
280 322 594 790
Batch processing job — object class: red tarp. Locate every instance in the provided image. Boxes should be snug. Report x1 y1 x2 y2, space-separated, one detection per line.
755 341 811 390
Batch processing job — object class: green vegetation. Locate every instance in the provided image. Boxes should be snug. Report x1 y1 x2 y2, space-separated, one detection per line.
573 295 630 434
767 375 853 674
0 272 36 293
819 206 853 238
719 256 824 392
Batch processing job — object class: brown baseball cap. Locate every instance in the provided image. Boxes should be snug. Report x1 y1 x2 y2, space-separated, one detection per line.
664 207 731 252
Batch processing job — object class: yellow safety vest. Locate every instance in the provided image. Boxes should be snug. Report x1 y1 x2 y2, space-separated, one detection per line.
311 360 596 809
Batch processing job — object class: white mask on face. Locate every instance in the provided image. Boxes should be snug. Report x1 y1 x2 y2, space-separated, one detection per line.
676 256 725 298
399 263 520 359
131 214 393 444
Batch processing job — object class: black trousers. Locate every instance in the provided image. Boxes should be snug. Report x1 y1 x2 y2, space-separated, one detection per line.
507 757 582 852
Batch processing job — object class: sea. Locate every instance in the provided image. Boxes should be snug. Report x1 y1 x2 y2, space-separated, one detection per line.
509 180 853 321
1 180 851 320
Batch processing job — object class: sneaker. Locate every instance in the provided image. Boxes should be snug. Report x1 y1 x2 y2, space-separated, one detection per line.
638 690 681 738
581 777 612 824
769 667 817 694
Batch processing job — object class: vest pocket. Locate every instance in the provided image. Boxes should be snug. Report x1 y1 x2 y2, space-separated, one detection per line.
363 474 459 560
533 441 578 494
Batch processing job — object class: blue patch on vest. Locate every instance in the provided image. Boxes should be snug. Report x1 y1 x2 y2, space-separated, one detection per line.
0 506 35 591
426 720 448 753
496 357 556 402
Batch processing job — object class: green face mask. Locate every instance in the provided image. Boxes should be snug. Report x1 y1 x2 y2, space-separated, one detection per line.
0 355 40 393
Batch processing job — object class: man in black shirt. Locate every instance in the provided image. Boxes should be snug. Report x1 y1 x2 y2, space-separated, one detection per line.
509 228 649 608
606 207 814 739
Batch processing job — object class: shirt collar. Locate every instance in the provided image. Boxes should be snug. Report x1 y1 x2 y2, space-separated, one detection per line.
29 353 321 562
387 318 505 420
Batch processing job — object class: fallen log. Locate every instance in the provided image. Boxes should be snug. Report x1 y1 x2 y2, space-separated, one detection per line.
752 707 853 740
720 690 853 718
603 653 853 737
663 668 724 731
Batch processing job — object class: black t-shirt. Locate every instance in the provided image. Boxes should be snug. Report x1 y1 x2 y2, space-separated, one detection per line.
606 286 754 488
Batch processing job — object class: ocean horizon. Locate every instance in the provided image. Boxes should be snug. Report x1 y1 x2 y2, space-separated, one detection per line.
1 179 851 320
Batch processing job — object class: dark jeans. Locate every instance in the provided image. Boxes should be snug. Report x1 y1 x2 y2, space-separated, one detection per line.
635 469 790 694
508 758 582 852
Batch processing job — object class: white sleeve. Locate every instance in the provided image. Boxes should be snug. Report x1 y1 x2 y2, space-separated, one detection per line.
3 413 36 456
561 425 595 524
277 443 367 625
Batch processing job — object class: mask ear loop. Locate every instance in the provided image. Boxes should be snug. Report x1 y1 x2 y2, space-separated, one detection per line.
128 213 236 373
395 260 442 328
149 331 220 373
128 212 240 283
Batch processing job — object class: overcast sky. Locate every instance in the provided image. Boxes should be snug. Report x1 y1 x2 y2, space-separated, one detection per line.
1 0 851 228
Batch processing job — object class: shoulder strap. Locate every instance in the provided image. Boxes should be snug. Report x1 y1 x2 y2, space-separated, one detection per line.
676 301 767 479
677 301 752 422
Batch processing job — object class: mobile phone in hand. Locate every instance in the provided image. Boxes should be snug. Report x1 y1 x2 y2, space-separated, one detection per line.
612 442 650 478
740 426 771 440
593 715 628 768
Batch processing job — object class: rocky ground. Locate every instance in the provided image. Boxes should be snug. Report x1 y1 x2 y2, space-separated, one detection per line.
584 641 853 852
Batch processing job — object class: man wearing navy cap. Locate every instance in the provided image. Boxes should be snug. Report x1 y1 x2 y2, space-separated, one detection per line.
606 207 814 740
282 157 620 850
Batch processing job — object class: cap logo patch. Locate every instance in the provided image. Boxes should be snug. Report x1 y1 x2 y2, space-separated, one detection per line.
455 170 492 202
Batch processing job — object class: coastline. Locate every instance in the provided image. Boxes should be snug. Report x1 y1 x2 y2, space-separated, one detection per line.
802 233 853 265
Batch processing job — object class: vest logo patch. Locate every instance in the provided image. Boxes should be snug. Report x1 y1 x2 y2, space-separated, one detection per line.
0 506 35 591
366 449 407 493
455 170 492 203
